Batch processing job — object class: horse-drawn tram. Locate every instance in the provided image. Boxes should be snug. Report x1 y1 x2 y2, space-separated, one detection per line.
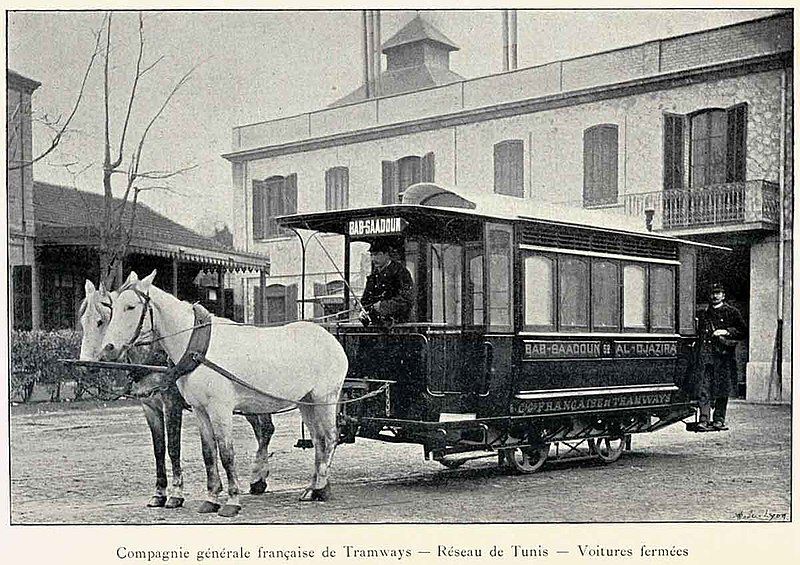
278 182 714 473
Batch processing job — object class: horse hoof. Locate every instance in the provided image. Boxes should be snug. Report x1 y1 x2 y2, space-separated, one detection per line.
250 479 267 495
165 497 184 509
299 484 331 502
147 495 167 508
197 501 221 514
218 504 241 518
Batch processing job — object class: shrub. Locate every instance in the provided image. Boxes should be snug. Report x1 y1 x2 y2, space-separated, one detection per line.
9 330 128 402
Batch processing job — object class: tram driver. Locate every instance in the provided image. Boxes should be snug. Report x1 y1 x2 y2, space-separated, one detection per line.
359 239 414 327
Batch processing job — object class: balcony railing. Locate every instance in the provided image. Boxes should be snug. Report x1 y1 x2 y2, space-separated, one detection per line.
622 180 780 231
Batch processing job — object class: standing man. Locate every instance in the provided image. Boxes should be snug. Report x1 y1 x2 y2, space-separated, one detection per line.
359 239 414 327
696 282 746 431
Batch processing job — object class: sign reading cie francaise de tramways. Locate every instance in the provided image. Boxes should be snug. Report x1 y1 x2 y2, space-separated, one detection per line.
348 217 408 236
523 340 678 360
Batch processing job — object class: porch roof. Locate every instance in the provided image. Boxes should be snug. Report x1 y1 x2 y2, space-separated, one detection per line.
33 181 269 272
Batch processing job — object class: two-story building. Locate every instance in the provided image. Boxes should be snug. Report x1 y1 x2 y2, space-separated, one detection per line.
223 12 792 403
7 70 41 330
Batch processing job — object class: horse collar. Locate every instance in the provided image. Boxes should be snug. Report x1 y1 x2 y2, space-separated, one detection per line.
172 303 213 378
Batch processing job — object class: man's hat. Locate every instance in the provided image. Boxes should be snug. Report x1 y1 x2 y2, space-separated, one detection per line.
710 282 726 294
368 239 393 253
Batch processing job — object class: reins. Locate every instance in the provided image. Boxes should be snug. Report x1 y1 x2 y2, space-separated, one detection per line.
111 287 383 409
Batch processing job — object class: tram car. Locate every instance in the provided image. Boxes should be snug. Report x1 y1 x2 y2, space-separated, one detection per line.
277 183 714 473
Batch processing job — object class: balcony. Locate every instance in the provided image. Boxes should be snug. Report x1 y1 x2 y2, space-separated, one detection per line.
622 180 780 234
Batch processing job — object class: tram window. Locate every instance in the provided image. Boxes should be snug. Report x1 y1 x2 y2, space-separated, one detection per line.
430 243 462 326
404 241 419 322
623 264 647 330
523 255 555 329
487 225 513 330
592 260 620 331
558 257 589 331
649 266 675 331
466 244 485 325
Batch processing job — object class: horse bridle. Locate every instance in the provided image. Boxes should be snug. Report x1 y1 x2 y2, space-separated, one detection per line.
121 287 155 350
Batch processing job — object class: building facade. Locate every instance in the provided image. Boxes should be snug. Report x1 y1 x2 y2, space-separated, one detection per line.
7 70 41 330
224 13 792 403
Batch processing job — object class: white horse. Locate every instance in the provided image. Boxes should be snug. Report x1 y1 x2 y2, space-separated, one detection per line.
80 274 275 512
98 271 348 517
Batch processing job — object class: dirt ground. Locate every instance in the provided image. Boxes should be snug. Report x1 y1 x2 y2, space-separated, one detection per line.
8 400 791 524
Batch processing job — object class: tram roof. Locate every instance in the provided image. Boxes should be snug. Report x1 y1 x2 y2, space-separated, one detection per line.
277 183 726 250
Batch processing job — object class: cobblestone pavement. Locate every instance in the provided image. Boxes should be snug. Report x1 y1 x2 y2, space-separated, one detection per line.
8 400 790 524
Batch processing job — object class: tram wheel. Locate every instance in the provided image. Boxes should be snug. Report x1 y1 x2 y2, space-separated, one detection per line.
588 436 625 463
438 458 466 469
504 444 550 474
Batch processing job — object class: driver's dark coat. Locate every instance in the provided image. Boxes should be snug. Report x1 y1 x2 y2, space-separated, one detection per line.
361 260 414 324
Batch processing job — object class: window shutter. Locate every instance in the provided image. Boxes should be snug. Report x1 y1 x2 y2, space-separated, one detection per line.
601 126 619 204
285 284 298 321
382 160 398 204
494 140 524 197
726 103 747 182
583 125 618 206
325 169 333 210
339 167 349 209
421 152 435 183
583 130 596 205
252 181 265 239
326 167 349 210
663 114 685 190
264 177 279 238
285 173 298 215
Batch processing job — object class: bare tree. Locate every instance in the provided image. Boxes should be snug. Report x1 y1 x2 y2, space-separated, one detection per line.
97 12 196 288
7 29 102 171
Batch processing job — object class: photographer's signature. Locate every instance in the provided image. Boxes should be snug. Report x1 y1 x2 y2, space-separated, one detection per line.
734 510 789 521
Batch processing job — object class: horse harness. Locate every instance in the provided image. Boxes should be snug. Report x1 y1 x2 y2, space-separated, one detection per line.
119 289 387 408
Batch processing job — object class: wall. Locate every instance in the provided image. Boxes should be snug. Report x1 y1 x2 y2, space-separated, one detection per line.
7 77 40 330
230 13 791 153
7 83 36 264
233 69 785 254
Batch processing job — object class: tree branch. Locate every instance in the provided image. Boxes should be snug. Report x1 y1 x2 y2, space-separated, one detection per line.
111 11 145 170
103 12 112 170
8 25 102 171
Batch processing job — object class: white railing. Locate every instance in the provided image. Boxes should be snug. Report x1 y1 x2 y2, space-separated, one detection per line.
622 180 780 231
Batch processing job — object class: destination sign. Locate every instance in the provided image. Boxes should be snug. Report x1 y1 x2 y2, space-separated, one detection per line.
615 341 677 358
524 341 604 359
510 391 674 416
348 217 408 236
523 339 678 360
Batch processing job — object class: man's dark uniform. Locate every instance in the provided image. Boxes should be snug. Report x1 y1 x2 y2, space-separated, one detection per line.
698 290 746 427
361 260 414 325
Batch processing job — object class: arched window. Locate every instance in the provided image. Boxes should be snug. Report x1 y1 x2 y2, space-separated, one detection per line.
583 124 619 206
381 152 435 204
494 139 524 197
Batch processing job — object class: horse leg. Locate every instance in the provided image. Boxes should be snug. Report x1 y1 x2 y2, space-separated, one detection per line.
209 408 242 517
245 414 275 495
163 389 185 509
194 406 223 514
141 398 167 508
299 399 339 502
